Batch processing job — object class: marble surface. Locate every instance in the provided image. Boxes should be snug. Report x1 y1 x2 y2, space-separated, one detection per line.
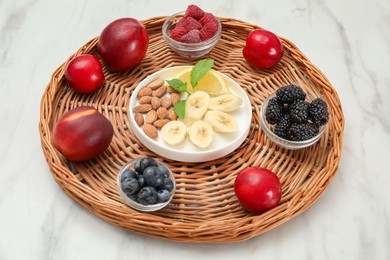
1 0 389 259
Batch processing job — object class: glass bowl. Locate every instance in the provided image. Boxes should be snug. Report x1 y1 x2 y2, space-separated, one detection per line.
260 93 328 150
162 11 222 58
117 158 176 212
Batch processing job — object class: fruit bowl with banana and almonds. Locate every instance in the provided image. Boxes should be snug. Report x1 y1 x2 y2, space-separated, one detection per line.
129 66 252 162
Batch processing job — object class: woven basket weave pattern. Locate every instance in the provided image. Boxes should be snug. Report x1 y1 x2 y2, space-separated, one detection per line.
39 17 344 242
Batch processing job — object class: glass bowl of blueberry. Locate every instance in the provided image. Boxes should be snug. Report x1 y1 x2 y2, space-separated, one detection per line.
260 85 330 150
117 157 176 212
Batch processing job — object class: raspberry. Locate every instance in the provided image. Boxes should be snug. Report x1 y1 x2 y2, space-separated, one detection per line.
170 26 188 41
177 16 202 31
199 13 218 28
199 23 218 41
179 29 201 43
185 4 205 20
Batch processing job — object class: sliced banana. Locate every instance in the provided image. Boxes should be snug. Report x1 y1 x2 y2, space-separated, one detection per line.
188 121 214 148
203 110 238 133
209 94 242 112
161 120 187 145
184 91 210 125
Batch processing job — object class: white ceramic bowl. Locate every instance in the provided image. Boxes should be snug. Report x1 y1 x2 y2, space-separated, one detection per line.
129 66 252 162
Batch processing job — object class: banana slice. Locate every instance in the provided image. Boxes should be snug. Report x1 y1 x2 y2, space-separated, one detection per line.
203 110 238 133
161 120 187 145
209 94 242 112
188 121 214 148
184 91 210 125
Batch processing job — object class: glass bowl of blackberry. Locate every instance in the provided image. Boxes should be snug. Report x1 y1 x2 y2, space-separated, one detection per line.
162 5 222 58
117 157 176 212
260 85 330 150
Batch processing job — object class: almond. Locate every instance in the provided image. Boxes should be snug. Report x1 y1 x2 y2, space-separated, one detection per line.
142 124 158 139
153 119 170 129
170 93 180 105
134 113 144 126
133 104 152 113
152 85 167 97
139 96 152 104
146 79 164 90
151 97 161 110
137 87 152 98
168 108 178 121
156 107 168 119
160 96 172 109
145 110 157 124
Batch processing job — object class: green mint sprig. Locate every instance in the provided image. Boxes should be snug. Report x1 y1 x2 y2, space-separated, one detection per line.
166 59 214 119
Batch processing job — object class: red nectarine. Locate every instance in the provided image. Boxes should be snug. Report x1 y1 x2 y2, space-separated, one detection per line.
52 106 113 161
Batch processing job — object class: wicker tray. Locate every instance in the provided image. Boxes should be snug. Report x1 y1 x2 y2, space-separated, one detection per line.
39 16 344 243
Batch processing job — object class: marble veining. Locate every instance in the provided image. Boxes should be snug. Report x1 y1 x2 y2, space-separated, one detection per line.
0 0 389 259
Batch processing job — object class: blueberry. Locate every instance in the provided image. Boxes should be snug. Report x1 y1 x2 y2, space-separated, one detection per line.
158 165 170 178
157 189 171 203
134 160 142 173
162 178 174 192
127 193 138 203
137 186 158 205
136 175 145 187
120 169 137 182
143 166 164 187
121 177 139 195
138 157 158 173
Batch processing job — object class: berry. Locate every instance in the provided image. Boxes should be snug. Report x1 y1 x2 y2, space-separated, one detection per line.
199 23 218 41
137 186 158 205
127 193 138 202
179 29 201 43
143 166 164 187
199 13 218 28
157 189 171 203
274 115 291 138
121 177 140 195
162 178 174 192
138 157 158 173
289 100 309 123
309 98 329 126
120 169 137 183
158 165 170 178
177 17 202 31
288 123 319 141
185 4 205 20
276 85 306 104
265 97 283 124
171 26 188 41
136 174 145 188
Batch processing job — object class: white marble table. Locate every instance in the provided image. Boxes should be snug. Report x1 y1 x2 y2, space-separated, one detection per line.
1 0 389 259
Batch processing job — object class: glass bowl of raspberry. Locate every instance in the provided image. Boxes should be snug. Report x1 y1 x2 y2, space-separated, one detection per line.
162 9 222 59
117 157 176 212
259 85 330 150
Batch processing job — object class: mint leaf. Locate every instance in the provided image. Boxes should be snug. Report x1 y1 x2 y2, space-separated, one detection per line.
166 79 187 93
173 100 186 119
190 59 214 89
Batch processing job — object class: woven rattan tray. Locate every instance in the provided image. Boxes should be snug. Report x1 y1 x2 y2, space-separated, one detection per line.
39 16 344 243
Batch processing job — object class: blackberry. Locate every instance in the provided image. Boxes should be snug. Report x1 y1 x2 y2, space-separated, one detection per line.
289 100 309 123
274 115 291 138
288 123 319 141
265 97 283 124
276 85 306 104
309 98 329 126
